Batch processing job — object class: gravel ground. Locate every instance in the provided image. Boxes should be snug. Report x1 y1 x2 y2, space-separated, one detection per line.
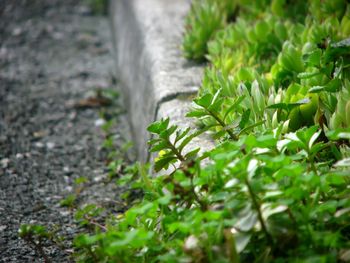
0 1 133 261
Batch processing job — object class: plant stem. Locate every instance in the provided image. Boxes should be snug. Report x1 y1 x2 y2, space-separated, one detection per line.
244 178 274 245
85 216 107 231
28 237 51 263
207 109 238 140
167 139 186 162
190 176 207 211
309 157 319 176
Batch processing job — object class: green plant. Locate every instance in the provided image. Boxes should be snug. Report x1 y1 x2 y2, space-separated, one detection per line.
185 0 350 136
183 0 227 61
71 123 350 262
18 224 66 263
60 194 77 208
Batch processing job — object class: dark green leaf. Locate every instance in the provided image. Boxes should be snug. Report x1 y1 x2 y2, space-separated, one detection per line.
239 109 251 129
223 95 246 122
308 86 325 93
186 109 208 118
150 141 169 152
154 156 177 172
304 49 322 67
184 148 200 160
297 71 321 79
325 78 342 92
147 118 169 134
175 127 191 144
178 126 211 152
194 93 213 108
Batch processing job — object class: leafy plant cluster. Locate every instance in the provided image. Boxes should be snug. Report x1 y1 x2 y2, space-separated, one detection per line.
70 1 350 261
19 1 350 262
186 0 350 136
70 122 350 262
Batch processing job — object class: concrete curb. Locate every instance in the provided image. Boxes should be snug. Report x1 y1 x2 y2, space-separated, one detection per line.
110 0 214 163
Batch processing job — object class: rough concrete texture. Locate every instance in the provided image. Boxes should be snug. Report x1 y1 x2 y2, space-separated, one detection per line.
110 0 207 162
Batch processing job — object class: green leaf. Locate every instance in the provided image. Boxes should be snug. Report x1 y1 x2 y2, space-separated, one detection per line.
178 126 211 152
334 158 350 168
194 93 213 108
184 148 201 160
295 126 319 147
157 195 172 205
74 233 102 247
297 71 322 79
261 203 288 221
223 95 246 122
212 129 227 140
175 127 191 144
211 88 222 106
325 39 350 63
147 118 169 134
325 78 342 92
267 99 309 113
235 209 258 232
107 229 154 251
256 135 278 148
186 109 208 118
159 125 177 139
208 97 224 113
305 48 322 67
167 221 192 234
232 231 252 253
239 109 251 129
154 156 177 172
326 128 350 140
308 129 321 149
239 120 265 135
308 86 325 93
150 141 169 152
326 172 346 185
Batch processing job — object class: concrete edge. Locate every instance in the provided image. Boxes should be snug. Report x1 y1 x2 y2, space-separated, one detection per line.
109 0 214 164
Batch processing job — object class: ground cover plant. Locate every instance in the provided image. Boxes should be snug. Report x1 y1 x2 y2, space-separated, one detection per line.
20 0 350 262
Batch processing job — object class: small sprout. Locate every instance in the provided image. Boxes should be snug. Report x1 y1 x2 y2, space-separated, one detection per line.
60 194 77 208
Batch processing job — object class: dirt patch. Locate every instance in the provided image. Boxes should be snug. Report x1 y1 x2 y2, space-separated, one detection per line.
0 0 133 261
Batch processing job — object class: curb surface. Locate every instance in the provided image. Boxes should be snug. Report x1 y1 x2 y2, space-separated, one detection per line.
110 0 214 163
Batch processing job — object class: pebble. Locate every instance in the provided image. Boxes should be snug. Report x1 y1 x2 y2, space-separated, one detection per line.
95 118 105 127
33 130 47 138
60 210 70 217
15 153 23 159
35 142 44 148
69 112 77 120
46 142 55 149
52 32 64 40
12 27 22 36
65 186 73 192
1 158 10 169
93 174 105 183
63 166 73 176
